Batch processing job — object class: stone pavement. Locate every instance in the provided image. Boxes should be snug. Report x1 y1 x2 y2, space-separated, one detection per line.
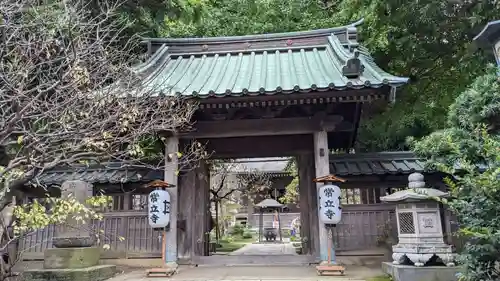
106 265 381 281
229 243 297 256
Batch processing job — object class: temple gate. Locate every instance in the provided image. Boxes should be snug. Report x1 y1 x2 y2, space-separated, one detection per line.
19 20 436 266
136 18 408 265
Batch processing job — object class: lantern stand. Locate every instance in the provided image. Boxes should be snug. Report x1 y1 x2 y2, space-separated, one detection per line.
255 198 284 243
143 180 177 278
314 174 347 276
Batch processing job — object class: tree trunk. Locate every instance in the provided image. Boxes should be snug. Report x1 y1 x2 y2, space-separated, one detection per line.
215 200 220 243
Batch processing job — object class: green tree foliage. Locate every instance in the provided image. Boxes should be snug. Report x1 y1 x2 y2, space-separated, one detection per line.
162 0 339 37
411 66 500 280
118 0 207 37
333 0 500 151
128 0 500 151
280 158 298 204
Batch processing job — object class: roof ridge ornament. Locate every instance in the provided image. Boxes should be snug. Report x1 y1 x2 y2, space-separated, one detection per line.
342 49 365 78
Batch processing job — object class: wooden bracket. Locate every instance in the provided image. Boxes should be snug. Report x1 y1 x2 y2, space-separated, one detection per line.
313 174 347 183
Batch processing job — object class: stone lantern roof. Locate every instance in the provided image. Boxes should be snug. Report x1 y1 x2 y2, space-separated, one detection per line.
380 172 448 203
255 198 283 208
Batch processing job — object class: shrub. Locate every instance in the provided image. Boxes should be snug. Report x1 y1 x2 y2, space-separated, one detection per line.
230 224 245 236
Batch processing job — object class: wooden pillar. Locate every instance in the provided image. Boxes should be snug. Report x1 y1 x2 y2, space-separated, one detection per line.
204 168 211 256
177 171 194 260
193 161 210 256
298 153 316 255
313 131 332 262
164 136 179 266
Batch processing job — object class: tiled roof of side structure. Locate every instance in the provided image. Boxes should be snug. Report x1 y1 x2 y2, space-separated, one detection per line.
31 165 163 186
329 151 428 176
31 152 427 186
134 19 409 98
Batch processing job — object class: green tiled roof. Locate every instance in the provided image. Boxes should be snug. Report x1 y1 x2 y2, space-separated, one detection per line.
136 20 408 98
329 152 429 176
31 152 427 186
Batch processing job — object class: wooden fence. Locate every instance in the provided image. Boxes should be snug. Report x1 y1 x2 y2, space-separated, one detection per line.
20 211 164 260
333 204 396 251
20 206 396 259
19 188 464 260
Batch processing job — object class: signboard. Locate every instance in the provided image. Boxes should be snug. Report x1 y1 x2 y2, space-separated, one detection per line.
148 190 171 228
318 184 342 224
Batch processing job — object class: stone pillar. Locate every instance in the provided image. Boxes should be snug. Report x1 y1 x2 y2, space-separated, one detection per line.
313 131 334 263
164 136 179 268
29 180 117 281
53 180 94 245
246 192 254 228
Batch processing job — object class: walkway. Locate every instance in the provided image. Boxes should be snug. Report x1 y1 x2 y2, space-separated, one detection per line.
229 242 297 256
108 265 378 281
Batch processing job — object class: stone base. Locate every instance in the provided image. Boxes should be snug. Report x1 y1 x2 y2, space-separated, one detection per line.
52 237 96 248
382 262 462 281
44 247 100 269
23 265 116 281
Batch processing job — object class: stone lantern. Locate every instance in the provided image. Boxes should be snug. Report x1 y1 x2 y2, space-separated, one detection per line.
255 198 284 243
380 173 455 267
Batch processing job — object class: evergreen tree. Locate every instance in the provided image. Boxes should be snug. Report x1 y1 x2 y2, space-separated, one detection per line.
412 66 500 280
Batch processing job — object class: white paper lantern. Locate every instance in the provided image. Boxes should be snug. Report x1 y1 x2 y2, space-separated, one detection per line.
318 184 342 224
148 190 171 228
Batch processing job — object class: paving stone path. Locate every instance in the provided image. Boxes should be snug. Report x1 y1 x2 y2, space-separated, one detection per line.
229 242 297 256
107 266 372 281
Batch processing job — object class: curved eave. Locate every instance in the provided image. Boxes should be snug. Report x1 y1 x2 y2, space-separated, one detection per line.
185 83 396 99
143 19 365 46
473 20 500 48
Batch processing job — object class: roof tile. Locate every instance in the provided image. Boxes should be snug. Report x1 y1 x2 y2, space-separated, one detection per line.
32 152 427 185
135 21 408 98
329 152 428 176
32 166 163 186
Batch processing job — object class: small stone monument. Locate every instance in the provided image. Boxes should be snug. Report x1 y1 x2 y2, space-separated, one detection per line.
24 180 116 281
380 173 461 281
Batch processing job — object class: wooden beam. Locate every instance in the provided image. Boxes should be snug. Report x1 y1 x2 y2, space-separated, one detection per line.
200 135 313 158
181 115 344 138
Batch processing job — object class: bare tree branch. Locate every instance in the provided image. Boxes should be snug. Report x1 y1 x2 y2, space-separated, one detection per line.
209 159 272 204
0 1 207 278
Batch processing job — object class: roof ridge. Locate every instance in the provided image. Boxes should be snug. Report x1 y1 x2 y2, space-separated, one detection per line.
329 151 420 160
143 19 364 46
